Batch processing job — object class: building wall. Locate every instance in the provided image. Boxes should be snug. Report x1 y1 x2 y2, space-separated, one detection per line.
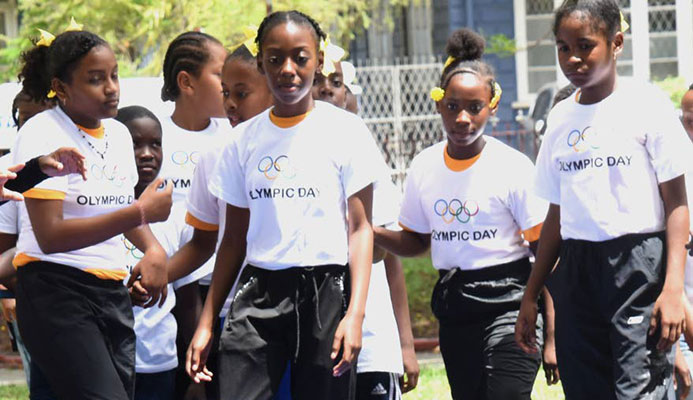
447 0 518 124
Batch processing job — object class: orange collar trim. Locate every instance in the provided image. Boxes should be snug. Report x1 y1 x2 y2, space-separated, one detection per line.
269 109 312 129
443 145 482 172
76 124 105 139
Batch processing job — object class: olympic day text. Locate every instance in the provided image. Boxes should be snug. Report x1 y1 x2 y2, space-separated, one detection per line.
432 228 498 242
557 155 632 172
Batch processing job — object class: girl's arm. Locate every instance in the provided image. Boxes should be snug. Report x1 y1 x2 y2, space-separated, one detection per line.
541 287 559 385
25 178 172 254
652 175 688 350
383 252 419 392
332 184 374 377
515 203 561 353
187 204 249 383
124 224 169 308
167 228 218 283
373 226 430 257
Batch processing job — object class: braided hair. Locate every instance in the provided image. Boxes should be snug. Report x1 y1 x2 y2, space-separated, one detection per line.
255 10 327 52
553 0 622 40
161 31 223 101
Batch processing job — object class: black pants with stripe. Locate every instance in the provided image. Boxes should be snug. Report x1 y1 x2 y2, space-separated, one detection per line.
548 232 674 400
218 264 354 400
432 258 542 400
16 261 135 400
356 372 401 400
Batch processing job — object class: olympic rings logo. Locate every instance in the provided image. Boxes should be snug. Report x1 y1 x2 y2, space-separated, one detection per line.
433 199 479 224
90 163 128 188
566 126 599 153
171 151 200 166
257 155 296 180
122 237 144 260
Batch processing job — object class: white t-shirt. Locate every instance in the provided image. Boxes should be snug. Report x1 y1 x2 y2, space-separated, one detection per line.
159 116 232 205
209 101 380 270
358 179 403 374
123 205 205 373
186 142 233 316
400 137 546 271
12 107 138 280
535 79 692 242
0 155 18 235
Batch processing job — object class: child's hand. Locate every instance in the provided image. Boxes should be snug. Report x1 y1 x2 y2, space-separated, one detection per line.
650 288 686 351
400 344 420 393
542 336 560 385
127 245 168 308
331 312 363 377
675 343 691 399
515 297 539 354
128 280 149 307
186 326 214 383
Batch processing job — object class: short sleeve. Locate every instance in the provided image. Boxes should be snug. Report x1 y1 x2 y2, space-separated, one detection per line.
398 162 429 234
534 128 560 204
209 139 248 208
645 96 693 183
0 202 18 235
12 118 68 196
172 223 206 289
341 118 380 199
508 158 548 231
372 179 400 228
186 149 220 230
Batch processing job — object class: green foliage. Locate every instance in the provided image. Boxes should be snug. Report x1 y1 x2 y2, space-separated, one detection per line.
401 256 439 338
0 0 396 82
0 384 29 400
485 33 517 58
654 76 689 108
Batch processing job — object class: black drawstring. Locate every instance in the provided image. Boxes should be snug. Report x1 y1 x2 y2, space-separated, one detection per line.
293 268 323 362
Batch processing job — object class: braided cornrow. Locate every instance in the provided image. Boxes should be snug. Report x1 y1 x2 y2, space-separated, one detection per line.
255 10 327 52
161 31 222 102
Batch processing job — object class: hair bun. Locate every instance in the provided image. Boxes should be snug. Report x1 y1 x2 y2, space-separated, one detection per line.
445 28 485 62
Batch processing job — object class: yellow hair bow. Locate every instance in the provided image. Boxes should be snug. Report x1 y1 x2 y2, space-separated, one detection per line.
65 17 83 32
239 25 259 57
430 87 445 102
46 90 57 99
620 11 629 33
36 29 55 47
443 56 455 70
489 81 502 109
320 36 346 76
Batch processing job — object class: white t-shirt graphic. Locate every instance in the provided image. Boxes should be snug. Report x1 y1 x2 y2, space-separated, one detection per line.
400 137 546 271
535 79 692 241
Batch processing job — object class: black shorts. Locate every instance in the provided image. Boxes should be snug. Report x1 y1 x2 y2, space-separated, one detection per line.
218 264 354 400
548 231 674 399
16 261 135 400
356 372 401 400
432 257 542 400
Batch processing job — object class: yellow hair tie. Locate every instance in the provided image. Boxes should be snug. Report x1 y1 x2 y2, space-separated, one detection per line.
443 56 455 70
620 11 629 33
65 17 83 32
46 90 57 99
236 25 259 57
36 29 55 47
320 35 346 77
489 82 502 109
430 87 445 102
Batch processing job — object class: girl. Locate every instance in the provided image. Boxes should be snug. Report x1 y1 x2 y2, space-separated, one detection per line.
186 11 380 399
515 1 691 398
312 56 420 398
12 29 172 399
116 106 209 400
373 29 550 399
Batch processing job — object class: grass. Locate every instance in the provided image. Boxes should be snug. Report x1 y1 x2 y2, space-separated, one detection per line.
0 365 565 400
404 364 566 400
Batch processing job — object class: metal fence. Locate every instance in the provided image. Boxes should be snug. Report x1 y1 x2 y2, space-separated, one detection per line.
355 60 537 188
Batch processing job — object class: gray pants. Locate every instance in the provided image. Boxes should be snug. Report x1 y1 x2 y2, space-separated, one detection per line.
548 231 674 400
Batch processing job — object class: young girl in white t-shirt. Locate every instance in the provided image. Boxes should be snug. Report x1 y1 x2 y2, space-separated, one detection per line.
186 11 379 400
515 1 691 398
374 29 551 400
12 29 172 399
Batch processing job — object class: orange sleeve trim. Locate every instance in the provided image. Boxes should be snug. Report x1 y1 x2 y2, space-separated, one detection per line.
23 188 66 200
269 109 312 128
522 223 543 242
398 222 415 232
185 212 219 232
13 252 40 268
83 268 128 281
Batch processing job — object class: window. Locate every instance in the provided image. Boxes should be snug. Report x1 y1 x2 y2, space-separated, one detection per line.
648 0 678 79
525 0 556 93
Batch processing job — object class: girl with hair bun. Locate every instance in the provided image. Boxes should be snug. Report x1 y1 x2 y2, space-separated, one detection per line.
12 27 173 399
374 28 553 399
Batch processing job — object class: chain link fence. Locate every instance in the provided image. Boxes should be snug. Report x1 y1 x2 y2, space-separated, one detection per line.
355 60 536 188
